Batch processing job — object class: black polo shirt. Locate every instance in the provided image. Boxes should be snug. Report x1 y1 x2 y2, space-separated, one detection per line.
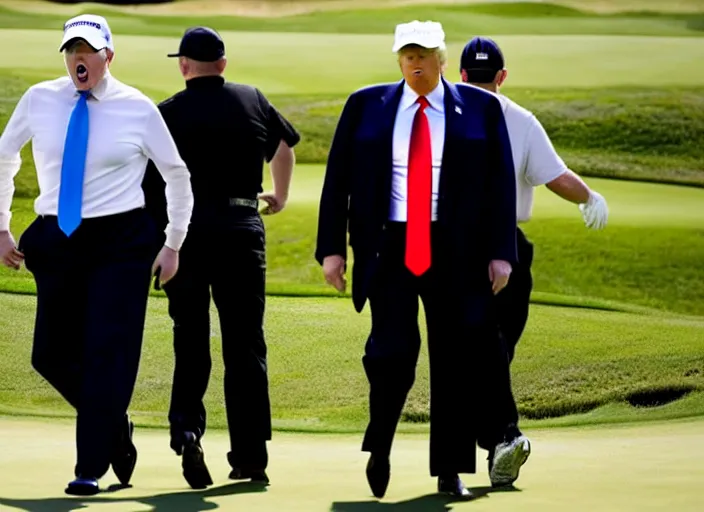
143 75 300 231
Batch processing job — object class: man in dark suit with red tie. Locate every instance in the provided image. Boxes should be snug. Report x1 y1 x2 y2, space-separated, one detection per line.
315 20 528 500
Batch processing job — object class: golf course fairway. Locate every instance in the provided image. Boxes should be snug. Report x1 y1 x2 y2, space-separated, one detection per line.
0 416 701 511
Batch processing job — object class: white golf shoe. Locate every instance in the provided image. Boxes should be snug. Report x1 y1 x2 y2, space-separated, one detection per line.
489 435 531 487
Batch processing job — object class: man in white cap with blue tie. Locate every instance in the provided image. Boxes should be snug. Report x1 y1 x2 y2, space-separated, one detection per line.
0 14 193 495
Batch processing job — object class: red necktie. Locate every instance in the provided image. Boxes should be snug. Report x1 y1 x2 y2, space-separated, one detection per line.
405 96 432 276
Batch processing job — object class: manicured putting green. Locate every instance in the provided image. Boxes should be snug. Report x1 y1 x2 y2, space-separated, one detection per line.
1 30 703 95
0 416 701 511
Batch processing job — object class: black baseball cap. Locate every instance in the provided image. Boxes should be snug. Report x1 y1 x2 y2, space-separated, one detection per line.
459 36 505 83
167 26 225 62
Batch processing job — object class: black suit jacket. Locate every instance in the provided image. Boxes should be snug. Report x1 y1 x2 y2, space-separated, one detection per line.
315 77 518 313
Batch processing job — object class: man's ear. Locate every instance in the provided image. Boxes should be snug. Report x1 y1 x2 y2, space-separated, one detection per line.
460 69 468 83
179 56 189 75
217 57 227 74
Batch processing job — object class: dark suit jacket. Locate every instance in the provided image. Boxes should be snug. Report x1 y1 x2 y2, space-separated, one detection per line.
315 77 518 313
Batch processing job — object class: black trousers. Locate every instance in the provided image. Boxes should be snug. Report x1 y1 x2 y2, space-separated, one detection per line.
495 227 534 364
18 209 156 479
164 210 271 471
475 227 534 447
360 222 516 476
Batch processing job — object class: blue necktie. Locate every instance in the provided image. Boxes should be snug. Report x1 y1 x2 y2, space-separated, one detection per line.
58 90 90 237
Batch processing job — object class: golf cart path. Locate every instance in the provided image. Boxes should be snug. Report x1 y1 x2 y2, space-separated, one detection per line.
0 416 701 511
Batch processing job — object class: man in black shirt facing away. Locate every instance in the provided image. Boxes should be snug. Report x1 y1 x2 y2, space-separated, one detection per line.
143 26 300 489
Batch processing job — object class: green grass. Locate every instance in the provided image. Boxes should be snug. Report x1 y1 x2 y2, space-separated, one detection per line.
0 417 702 511
3 30 704 94
1 30 703 184
0 292 702 433
2 1 704 39
1 23 702 313
0 3 703 434
3 166 704 316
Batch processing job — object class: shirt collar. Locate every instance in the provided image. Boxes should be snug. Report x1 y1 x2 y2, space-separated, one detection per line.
400 80 445 112
497 92 510 114
186 75 225 89
71 70 112 101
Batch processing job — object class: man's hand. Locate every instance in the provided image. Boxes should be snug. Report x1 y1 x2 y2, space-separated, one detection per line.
489 259 511 295
152 246 179 286
323 255 346 292
258 191 287 215
579 190 608 230
0 231 23 270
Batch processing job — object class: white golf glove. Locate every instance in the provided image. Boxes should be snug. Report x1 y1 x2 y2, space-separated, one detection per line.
578 190 608 230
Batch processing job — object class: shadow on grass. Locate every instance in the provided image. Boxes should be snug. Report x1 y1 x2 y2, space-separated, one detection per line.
331 486 521 511
0 480 267 512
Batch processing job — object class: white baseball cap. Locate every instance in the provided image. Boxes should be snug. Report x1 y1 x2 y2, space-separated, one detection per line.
59 14 114 53
392 20 446 53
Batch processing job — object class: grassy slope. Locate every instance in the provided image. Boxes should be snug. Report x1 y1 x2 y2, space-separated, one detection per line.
0 292 702 433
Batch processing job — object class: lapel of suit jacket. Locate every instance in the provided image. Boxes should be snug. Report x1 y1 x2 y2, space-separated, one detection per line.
438 77 465 222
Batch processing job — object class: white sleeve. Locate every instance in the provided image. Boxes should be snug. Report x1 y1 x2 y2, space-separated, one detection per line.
0 88 33 231
524 115 568 187
141 102 194 251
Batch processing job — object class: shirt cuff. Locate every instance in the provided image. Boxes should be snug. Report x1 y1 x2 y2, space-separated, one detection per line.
164 227 187 252
0 212 10 232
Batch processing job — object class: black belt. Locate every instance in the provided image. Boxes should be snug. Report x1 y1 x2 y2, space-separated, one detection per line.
228 197 258 209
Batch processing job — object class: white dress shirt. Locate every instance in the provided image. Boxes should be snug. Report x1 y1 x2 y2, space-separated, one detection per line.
390 81 445 222
496 94 568 222
0 71 193 250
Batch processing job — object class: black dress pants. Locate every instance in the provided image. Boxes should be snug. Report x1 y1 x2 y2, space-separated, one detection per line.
19 209 156 479
494 227 534 364
164 210 271 471
360 222 516 476
475 228 533 450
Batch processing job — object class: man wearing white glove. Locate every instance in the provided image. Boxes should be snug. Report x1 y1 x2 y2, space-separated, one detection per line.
458 36 608 488
579 190 608 229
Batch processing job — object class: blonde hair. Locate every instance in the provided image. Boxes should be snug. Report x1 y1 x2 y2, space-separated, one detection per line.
397 45 447 66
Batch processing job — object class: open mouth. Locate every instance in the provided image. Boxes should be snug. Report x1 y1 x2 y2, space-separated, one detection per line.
413 69 423 76
76 64 88 83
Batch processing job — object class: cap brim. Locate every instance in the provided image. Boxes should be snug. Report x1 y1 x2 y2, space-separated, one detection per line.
166 52 181 57
59 28 107 52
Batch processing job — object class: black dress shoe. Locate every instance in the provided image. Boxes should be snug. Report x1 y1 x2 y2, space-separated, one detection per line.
438 474 473 500
181 431 213 489
65 476 100 496
111 415 137 486
366 454 390 498
228 467 270 484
